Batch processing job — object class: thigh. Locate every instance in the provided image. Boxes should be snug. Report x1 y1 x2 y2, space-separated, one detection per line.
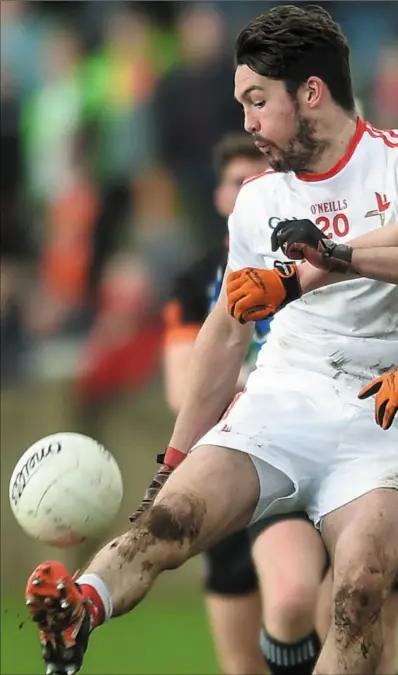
153 445 260 554
252 516 327 610
322 488 398 587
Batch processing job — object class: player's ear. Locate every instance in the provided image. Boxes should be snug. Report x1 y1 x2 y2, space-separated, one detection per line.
298 77 323 110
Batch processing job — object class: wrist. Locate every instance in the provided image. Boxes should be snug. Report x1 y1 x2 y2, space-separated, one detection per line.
349 248 365 275
274 262 302 305
160 446 186 469
321 240 355 271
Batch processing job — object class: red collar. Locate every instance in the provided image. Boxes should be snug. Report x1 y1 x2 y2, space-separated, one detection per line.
297 117 365 183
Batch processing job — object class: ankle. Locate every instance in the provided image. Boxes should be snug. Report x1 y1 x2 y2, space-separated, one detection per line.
77 573 113 628
260 629 321 675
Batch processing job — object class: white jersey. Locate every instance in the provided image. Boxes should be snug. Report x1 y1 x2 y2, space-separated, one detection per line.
228 119 398 388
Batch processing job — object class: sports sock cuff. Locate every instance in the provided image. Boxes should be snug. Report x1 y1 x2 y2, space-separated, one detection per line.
77 573 113 622
260 629 320 667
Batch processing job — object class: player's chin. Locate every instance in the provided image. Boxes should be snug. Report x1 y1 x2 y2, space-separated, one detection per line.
268 157 291 173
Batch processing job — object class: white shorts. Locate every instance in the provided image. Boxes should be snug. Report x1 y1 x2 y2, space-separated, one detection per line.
192 367 398 527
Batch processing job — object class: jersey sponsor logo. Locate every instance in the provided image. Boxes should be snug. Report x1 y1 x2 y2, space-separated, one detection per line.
310 199 348 216
365 192 391 227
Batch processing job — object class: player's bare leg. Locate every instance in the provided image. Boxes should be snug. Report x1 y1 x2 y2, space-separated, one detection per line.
205 592 266 675
315 569 333 643
315 570 398 675
253 518 326 674
377 592 398 675
314 488 398 675
26 446 294 672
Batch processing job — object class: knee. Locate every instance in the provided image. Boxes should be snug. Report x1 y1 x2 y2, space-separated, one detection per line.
140 493 206 567
333 564 385 642
265 582 316 633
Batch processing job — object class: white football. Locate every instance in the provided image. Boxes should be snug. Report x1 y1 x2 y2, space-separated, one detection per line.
9 432 123 547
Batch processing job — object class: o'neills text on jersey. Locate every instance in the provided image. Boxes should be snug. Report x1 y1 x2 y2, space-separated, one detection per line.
310 199 348 216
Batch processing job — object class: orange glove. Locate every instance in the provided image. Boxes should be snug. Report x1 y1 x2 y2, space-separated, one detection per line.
358 369 398 430
227 262 302 323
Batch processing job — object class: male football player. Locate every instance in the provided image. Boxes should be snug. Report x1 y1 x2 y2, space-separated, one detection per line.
24 6 398 675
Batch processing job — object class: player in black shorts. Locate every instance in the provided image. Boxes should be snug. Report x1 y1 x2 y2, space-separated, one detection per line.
162 133 328 675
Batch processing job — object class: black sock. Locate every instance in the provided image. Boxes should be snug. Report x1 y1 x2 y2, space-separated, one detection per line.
260 629 321 675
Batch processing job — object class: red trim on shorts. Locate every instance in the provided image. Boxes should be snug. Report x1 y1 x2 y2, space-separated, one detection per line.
296 117 366 183
220 388 246 420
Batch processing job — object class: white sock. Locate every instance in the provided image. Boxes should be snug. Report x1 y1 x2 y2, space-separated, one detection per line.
77 573 113 621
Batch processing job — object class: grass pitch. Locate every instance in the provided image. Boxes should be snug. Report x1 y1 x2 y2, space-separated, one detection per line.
1 593 218 675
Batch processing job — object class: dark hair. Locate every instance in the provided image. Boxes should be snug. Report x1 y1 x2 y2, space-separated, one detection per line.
235 4 355 112
213 132 263 178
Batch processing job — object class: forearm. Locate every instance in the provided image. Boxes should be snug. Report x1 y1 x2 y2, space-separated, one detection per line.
299 246 398 291
350 247 398 283
298 222 398 292
347 222 398 249
169 308 252 454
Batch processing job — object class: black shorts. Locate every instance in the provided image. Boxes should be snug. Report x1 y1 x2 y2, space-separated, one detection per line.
203 512 311 596
392 577 398 593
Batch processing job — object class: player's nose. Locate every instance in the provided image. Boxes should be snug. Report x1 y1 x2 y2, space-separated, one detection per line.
244 111 260 135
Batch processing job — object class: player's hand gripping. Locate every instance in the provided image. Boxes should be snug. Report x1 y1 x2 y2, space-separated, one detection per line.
358 369 398 431
129 446 186 522
271 219 355 273
227 262 302 323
